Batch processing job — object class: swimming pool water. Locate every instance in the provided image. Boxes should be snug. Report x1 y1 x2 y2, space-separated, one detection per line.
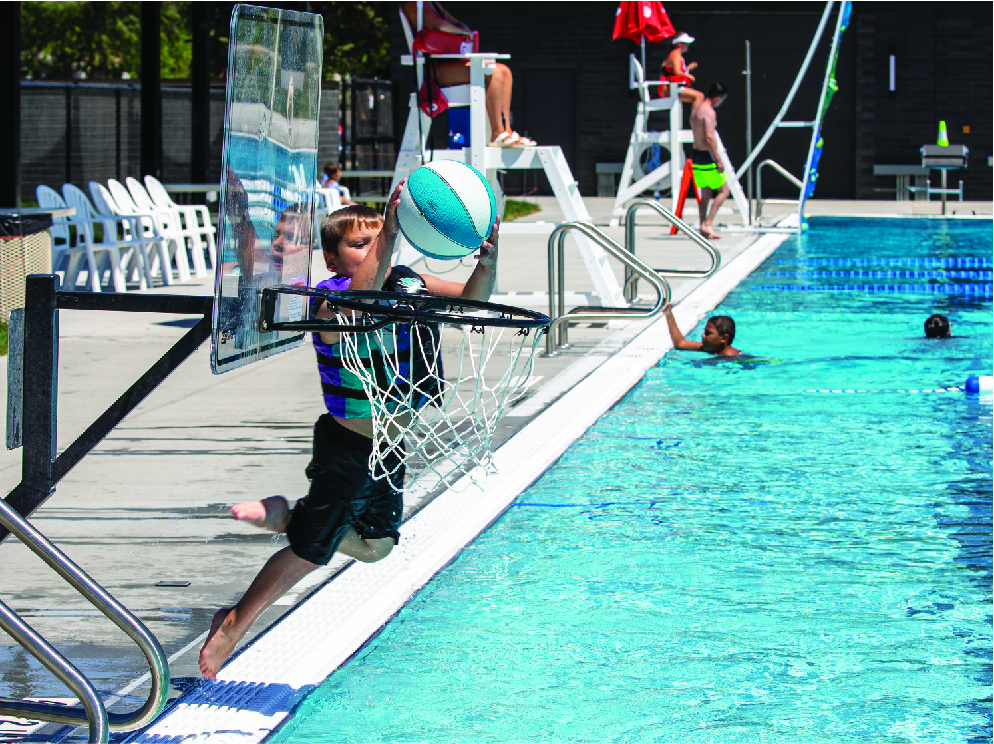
274 217 992 743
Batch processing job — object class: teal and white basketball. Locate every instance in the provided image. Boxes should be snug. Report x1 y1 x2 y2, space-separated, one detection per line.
397 161 497 260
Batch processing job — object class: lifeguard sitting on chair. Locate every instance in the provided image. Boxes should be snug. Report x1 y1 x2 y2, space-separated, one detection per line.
658 32 704 108
402 1 535 147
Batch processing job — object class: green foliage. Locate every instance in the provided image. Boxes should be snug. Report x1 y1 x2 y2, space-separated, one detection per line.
21 2 391 82
503 199 542 222
311 2 391 80
0 319 7 357
21 2 192 80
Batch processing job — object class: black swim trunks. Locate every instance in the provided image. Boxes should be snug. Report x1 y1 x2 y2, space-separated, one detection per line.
286 414 404 566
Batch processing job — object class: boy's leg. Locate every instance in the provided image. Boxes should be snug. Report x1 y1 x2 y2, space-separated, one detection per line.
336 529 395 563
199 546 317 679
198 526 393 679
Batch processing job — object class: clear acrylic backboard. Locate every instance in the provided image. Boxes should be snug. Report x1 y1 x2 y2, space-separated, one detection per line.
211 4 323 374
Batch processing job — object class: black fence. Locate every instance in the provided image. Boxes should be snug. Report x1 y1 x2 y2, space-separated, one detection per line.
20 81 344 204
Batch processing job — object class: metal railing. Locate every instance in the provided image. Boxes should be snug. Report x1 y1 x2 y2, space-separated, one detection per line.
755 159 803 222
0 279 207 742
0 498 170 742
544 199 723 356
544 222 670 356
623 199 721 301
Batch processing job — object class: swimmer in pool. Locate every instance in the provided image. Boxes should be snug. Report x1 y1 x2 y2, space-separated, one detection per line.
924 314 951 338
663 302 740 356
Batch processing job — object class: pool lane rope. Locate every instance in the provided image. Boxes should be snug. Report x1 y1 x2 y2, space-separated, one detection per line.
758 283 993 296
800 387 964 394
776 257 993 269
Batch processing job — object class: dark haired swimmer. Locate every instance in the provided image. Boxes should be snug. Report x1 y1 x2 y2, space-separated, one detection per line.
924 314 951 339
663 302 740 356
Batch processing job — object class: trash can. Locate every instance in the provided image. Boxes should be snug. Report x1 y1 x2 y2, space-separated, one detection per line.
0 213 53 320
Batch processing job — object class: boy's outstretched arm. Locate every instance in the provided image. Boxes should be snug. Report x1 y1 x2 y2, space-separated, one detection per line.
351 181 404 292
663 302 703 351
422 216 500 302
460 216 499 301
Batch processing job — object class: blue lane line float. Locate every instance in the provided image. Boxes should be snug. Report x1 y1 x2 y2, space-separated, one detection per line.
965 376 994 394
766 270 993 280
757 283 994 296
800 387 964 394
776 257 993 269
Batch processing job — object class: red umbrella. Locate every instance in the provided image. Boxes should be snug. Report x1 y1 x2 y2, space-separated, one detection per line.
612 1 676 73
612 1 675 44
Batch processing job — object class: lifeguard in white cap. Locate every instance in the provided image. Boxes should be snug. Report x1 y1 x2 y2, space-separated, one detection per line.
659 31 704 108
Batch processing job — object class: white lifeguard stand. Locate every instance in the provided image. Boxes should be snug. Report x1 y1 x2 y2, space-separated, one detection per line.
609 56 750 228
392 4 625 306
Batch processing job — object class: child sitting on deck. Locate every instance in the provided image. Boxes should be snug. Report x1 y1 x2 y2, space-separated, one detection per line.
198 187 500 679
662 302 740 357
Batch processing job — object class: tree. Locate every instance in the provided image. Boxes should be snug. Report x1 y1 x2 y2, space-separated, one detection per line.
21 2 192 80
21 2 391 81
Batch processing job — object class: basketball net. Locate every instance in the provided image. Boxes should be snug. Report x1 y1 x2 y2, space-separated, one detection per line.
334 311 544 493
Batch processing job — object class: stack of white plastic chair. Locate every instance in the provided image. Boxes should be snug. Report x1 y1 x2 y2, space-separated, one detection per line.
105 179 189 284
88 182 160 288
143 175 217 276
124 177 201 280
54 184 145 292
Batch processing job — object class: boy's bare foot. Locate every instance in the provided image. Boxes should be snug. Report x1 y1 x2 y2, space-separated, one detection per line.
700 226 721 240
231 496 290 533
199 607 244 680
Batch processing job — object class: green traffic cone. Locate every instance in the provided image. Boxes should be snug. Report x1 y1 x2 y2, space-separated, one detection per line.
937 120 949 147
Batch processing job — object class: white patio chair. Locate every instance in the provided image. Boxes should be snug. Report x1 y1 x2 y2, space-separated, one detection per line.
57 184 146 292
126 177 203 280
36 185 90 290
106 179 190 284
140 176 218 277
88 182 163 288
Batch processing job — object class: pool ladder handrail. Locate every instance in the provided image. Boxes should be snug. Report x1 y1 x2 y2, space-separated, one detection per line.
0 491 170 743
622 199 721 301
545 221 670 356
545 200 722 356
754 159 803 223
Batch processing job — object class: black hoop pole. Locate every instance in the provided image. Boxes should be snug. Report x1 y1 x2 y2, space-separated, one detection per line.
260 286 550 334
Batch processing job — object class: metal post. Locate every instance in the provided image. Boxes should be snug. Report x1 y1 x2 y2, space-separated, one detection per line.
743 40 753 221
191 2 212 184
545 234 558 356
141 2 163 179
15 275 59 519
940 169 947 215
557 232 568 349
65 86 73 185
0 2 21 207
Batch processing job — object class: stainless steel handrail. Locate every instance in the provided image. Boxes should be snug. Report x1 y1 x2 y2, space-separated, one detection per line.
0 498 170 736
623 199 721 301
0 599 109 743
545 222 670 356
755 159 803 222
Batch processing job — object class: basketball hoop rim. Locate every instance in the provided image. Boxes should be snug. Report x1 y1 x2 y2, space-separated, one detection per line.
260 285 550 334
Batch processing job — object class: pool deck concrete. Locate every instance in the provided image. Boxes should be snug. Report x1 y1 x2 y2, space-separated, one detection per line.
0 198 990 741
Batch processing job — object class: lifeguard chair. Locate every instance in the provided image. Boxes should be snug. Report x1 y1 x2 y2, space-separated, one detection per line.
609 55 750 228
609 56 694 226
392 2 626 306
